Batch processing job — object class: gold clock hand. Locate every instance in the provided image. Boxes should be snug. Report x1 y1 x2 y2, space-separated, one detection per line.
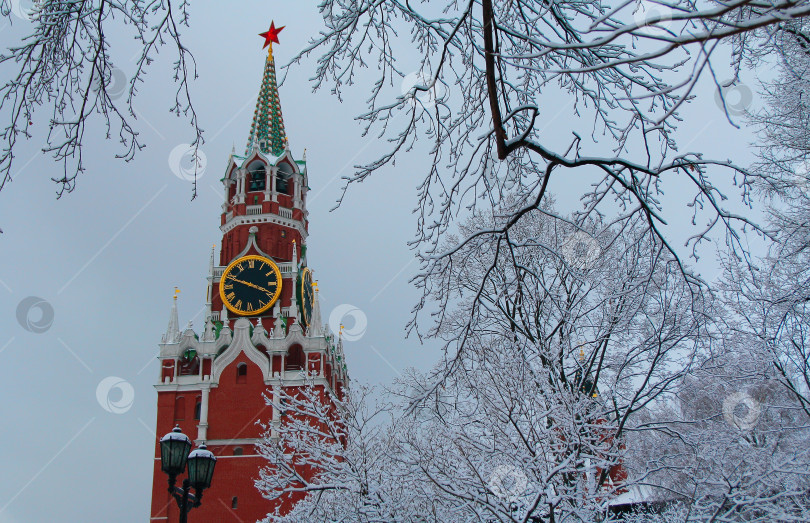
229 277 272 295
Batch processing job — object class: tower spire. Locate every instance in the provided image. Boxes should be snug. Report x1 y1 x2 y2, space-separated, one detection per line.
162 288 181 344
248 22 288 157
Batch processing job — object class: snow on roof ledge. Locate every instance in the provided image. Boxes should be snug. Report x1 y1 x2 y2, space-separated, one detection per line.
609 484 670 506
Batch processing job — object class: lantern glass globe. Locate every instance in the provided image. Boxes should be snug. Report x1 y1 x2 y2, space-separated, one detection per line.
159 426 192 477
187 444 217 490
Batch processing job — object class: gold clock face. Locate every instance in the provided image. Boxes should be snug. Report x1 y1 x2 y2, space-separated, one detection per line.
219 255 282 315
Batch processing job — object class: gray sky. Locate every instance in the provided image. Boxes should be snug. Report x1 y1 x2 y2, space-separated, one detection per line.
0 2 763 522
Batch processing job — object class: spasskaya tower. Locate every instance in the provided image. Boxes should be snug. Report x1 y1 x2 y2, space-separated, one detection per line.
149 22 348 522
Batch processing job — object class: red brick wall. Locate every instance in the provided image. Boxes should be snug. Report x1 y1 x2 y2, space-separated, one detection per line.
151 353 280 521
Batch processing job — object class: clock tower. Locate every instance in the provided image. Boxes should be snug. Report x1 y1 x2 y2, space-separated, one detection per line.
149 22 348 522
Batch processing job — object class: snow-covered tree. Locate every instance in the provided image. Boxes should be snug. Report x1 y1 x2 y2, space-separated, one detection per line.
741 14 810 419
251 4 810 520
625 338 810 522
749 17 810 200
401 205 707 520
625 186 810 520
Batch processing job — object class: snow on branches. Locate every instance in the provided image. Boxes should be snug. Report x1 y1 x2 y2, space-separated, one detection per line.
0 0 202 197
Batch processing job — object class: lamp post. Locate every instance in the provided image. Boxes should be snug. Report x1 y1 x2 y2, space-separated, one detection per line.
159 425 217 523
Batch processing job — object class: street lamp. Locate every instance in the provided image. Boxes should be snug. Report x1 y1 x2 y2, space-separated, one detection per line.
159 425 217 523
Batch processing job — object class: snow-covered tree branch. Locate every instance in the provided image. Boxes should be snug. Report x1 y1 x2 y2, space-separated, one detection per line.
0 0 202 197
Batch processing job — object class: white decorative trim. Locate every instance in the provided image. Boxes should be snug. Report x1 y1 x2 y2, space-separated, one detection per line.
233 227 272 259
285 322 306 346
174 375 204 386
178 332 198 353
239 150 281 170
201 438 258 445
276 151 300 175
157 326 231 361
220 213 307 238
154 383 214 392
197 388 210 441
211 318 271 382
208 454 263 459
271 384 279 438
263 375 332 389
222 155 239 180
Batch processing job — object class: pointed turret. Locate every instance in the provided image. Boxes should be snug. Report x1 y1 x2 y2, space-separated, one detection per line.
205 244 215 320
162 288 181 344
247 22 288 156
202 317 215 341
309 280 323 337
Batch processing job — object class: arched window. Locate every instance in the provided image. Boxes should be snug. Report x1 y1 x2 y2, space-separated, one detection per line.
178 356 199 376
174 396 186 421
236 362 248 384
233 447 243 456
247 160 266 192
231 497 238 509
227 168 237 201
194 398 201 420
286 345 305 371
276 162 294 194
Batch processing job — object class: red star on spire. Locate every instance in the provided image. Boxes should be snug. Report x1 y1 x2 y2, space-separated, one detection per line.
259 22 284 49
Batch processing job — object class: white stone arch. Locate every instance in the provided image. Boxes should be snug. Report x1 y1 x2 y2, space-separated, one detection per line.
211 318 271 383
177 333 200 356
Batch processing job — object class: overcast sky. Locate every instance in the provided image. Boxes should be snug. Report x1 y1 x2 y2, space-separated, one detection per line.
0 2 763 522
